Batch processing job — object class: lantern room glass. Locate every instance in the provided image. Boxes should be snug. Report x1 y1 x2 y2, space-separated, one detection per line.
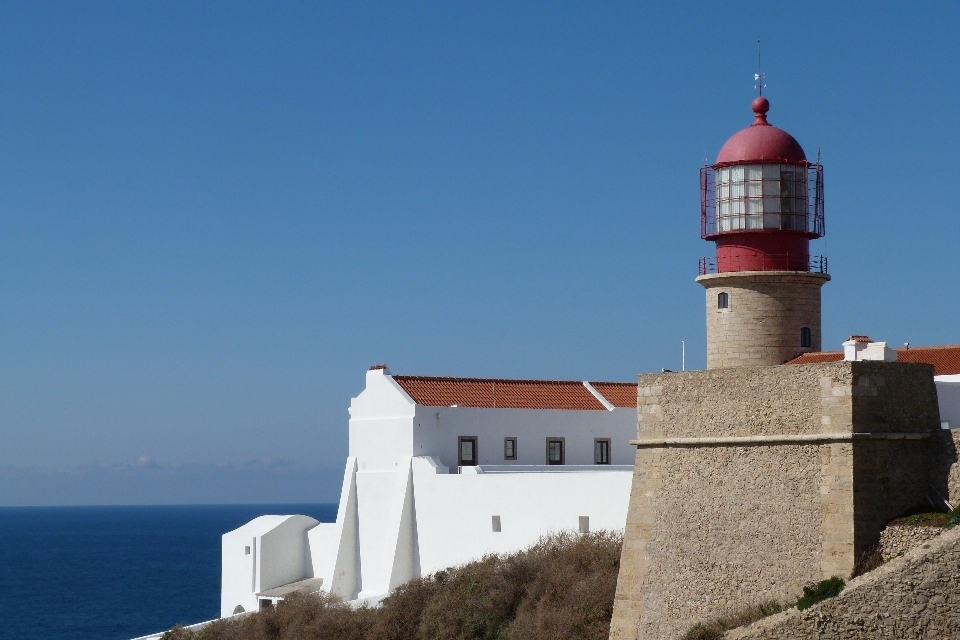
716 164 808 233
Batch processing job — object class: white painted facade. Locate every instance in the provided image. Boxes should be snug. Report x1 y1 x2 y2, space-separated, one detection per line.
936 378 960 430
221 514 320 616
220 366 636 617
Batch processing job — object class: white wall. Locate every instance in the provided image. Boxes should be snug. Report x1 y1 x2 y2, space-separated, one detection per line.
349 367 416 470
220 515 319 617
937 380 960 429
324 456 633 601
259 515 320 593
412 405 636 468
310 457 360 600
409 457 633 577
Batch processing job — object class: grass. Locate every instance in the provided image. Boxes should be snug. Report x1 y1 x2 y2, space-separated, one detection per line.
948 506 960 528
889 512 949 528
795 576 845 611
161 530 622 640
851 544 883 578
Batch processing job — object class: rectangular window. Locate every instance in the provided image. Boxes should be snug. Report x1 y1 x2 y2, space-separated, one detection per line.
594 439 611 465
504 437 517 460
943 421 952 430
800 327 812 348
492 515 501 532
458 436 478 466
546 438 565 465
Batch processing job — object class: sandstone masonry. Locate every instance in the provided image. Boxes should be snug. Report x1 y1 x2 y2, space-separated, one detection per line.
697 271 830 369
879 525 944 562
725 526 960 640
609 361 941 640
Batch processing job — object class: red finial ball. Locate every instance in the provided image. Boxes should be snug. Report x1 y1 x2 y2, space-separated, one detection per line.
752 96 770 115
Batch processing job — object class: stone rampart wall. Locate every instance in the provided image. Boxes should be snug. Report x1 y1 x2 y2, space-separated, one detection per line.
879 525 944 561
930 429 960 506
634 444 823 635
610 361 941 640
726 526 960 640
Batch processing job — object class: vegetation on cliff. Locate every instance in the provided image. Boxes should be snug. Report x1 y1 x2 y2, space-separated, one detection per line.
162 530 621 640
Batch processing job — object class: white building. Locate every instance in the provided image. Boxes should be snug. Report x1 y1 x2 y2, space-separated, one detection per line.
220 365 638 617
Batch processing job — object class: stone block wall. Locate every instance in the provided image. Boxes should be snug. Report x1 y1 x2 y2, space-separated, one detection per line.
610 361 940 640
696 271 830 369
726 526 960 640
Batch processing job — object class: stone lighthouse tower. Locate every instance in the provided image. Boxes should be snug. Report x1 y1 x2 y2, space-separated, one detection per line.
697 96 829 368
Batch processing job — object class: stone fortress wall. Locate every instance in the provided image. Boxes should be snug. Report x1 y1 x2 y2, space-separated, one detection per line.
609 360 943 640
696 271 830 369
726 525 960 640
930 429 960 506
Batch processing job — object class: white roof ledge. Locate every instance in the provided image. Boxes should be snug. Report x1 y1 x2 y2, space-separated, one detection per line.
582 381 615 411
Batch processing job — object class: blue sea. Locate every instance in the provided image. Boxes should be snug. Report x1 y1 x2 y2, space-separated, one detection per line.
0 504 338 640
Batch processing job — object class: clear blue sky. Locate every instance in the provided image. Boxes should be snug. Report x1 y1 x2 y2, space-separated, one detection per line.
1 2 957 505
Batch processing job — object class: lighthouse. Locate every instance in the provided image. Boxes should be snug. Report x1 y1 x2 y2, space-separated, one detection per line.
697 96 829 368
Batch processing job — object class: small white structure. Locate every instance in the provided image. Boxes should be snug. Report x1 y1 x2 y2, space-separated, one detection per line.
842 336 897 362
937 379 960 430
220 365 638 616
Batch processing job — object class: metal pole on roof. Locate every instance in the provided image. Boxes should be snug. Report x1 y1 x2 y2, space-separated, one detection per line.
682 341 686 372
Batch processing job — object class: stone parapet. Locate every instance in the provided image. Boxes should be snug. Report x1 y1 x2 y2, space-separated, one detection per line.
610 361 940 640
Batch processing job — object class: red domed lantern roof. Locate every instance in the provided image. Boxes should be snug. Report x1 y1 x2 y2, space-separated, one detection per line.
715 97 806 165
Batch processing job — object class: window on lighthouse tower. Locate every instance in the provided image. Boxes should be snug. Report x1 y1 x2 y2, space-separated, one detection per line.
718 292 729 309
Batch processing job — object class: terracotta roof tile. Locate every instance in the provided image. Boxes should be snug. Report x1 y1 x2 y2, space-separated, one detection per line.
392 375 636 410
786 345 960 376
896 345 960 376
786 351 844 365
589 382 640 408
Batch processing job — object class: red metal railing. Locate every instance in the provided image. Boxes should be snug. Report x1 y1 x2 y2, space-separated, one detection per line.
698 254 828 275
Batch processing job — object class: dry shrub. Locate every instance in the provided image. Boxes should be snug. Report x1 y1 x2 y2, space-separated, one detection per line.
373 530 621 640
167 530 622 640
166 592 377 640
367 574 443 640
507 531 622 640
851 543 883 578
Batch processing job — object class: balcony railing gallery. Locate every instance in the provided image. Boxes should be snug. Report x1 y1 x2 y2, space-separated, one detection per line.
698 254 828 275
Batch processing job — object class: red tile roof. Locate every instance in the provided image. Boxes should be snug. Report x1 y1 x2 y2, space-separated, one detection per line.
786 351 844 365
589 382 641 408
392 375 637 410
896 345 960 376
786 345 960 376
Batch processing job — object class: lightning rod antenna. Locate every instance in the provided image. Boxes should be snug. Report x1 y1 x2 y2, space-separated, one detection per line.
754 39 765 96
